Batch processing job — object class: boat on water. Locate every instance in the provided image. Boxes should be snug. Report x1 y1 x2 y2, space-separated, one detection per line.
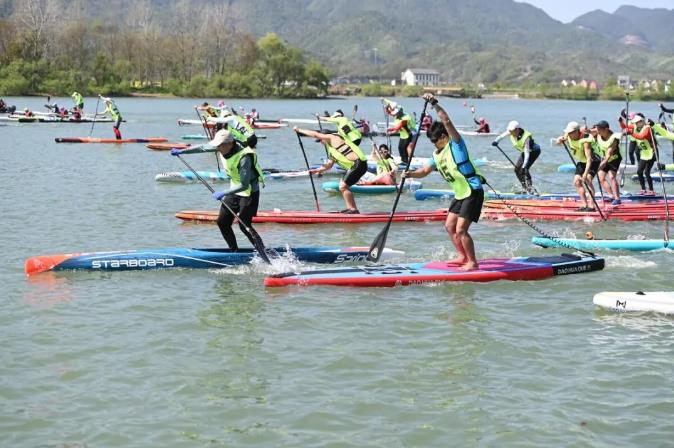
25 246 405 275
264 254 604 287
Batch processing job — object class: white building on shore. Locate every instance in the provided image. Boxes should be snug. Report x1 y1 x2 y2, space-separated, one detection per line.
401 68 440 87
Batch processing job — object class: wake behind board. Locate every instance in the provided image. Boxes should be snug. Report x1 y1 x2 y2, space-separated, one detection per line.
264 254 604 287
25 246 405 275
593 291 674 314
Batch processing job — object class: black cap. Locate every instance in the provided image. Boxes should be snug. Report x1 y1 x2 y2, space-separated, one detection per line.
593 120 609 129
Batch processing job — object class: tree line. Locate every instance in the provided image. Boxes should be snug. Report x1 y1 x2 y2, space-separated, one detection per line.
0 0 330 97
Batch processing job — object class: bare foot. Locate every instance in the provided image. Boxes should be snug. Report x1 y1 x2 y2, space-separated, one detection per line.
446 257 467 265
458 262 479 271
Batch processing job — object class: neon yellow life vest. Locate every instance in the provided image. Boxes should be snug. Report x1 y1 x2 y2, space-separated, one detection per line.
596 132 622 162
432 142 482 200
331 116 362 144
509 129 534 152
72 92 83 105
326 141 367 170
633 125 655 161
376 157 393 176
106 102 121 121
233 115 254 136
654 123 674 141
396 114 417 140
225 147 265 197
567 136 598 163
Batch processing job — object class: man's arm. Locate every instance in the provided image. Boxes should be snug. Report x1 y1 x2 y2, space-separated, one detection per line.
423 94 460 143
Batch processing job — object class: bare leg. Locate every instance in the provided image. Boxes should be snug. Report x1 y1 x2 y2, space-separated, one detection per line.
444 213 467 265
339 181 358 210
455 217 478 271
608 171 620 199
573 175 589 209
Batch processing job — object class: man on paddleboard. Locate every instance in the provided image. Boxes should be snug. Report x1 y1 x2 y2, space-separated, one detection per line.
294 126 368 213
382 99 417 165
620 115 657 195
98 96 123 140
492 120 541 194
592 120 622 205
71 91 84 112
172 129 266 251
404 93 485 271
556 121 600 211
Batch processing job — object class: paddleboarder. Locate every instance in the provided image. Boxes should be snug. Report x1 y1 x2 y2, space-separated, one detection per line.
474 116 490 134
382 99 417 165
319 109 363 149
294 126 368 213
592 120 622 205
658 103 674 162
620 115 657 195
556 121 600 211
172 129 266 251
71 91 84 112
360 142 397 186
403 93 485 271
492 120 541 194
98 96 123 140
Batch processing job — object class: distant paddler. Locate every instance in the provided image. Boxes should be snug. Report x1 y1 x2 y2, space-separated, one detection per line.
211 107 258 149
381 98 416 165
171 129 266 251
658 103 674 162
492 120 541 194
318 109 363 147
591 120 622 205
294 126 368 213
98 96 123 140
71 91 84 112
556 121 601 211
360 142 397 186
197 102 219 118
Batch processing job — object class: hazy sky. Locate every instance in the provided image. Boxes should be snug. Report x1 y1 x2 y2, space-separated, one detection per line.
524 0 674 23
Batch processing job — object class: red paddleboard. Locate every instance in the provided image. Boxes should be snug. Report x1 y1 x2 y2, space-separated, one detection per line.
146 142 189 151
55 137 168 144
175 209 449 224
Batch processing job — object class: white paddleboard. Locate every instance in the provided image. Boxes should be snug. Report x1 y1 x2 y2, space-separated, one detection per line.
593 291 674 314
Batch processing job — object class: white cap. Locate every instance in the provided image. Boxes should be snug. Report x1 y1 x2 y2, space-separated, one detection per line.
564 121 580 134
630 114 645 125
506 120 520 132
208 129 234 147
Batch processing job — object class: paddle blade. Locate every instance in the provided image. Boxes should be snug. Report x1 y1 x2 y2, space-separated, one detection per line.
367 226 390 262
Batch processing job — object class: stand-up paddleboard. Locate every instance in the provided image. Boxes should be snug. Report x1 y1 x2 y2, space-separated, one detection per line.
593 291 674 314
416 189 674 202
458 130 498 137
25 246 405 275
178 118 286 129
264 254 604 287
557 163 674 174
180 134 267 141
176 209 449 224
321 180 422 195
146 142 189 151
155 171 229 183
532 236 671 252
56 137 168 144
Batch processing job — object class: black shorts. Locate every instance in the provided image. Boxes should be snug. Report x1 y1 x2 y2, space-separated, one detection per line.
448 188 484 223
343 159 368 186
599 157 622 173
575 159 599 176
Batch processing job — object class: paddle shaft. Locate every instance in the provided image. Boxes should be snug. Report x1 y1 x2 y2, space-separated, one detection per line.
367 100 429 262
619 92 630 187
175 153 271 263
89 96 100 137
648 130 670 242
295 131 321 211
562 141 607 221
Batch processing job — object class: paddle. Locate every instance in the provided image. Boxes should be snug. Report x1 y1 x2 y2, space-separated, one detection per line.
493 142 532 193
369 136 399 192
315 113 331 159
175 153 271 264
619 92 630 187
648 128 670 244
295 130 321 211
561 141 607 221
384 105 392 151
89 95 100 136
367 100 429 262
